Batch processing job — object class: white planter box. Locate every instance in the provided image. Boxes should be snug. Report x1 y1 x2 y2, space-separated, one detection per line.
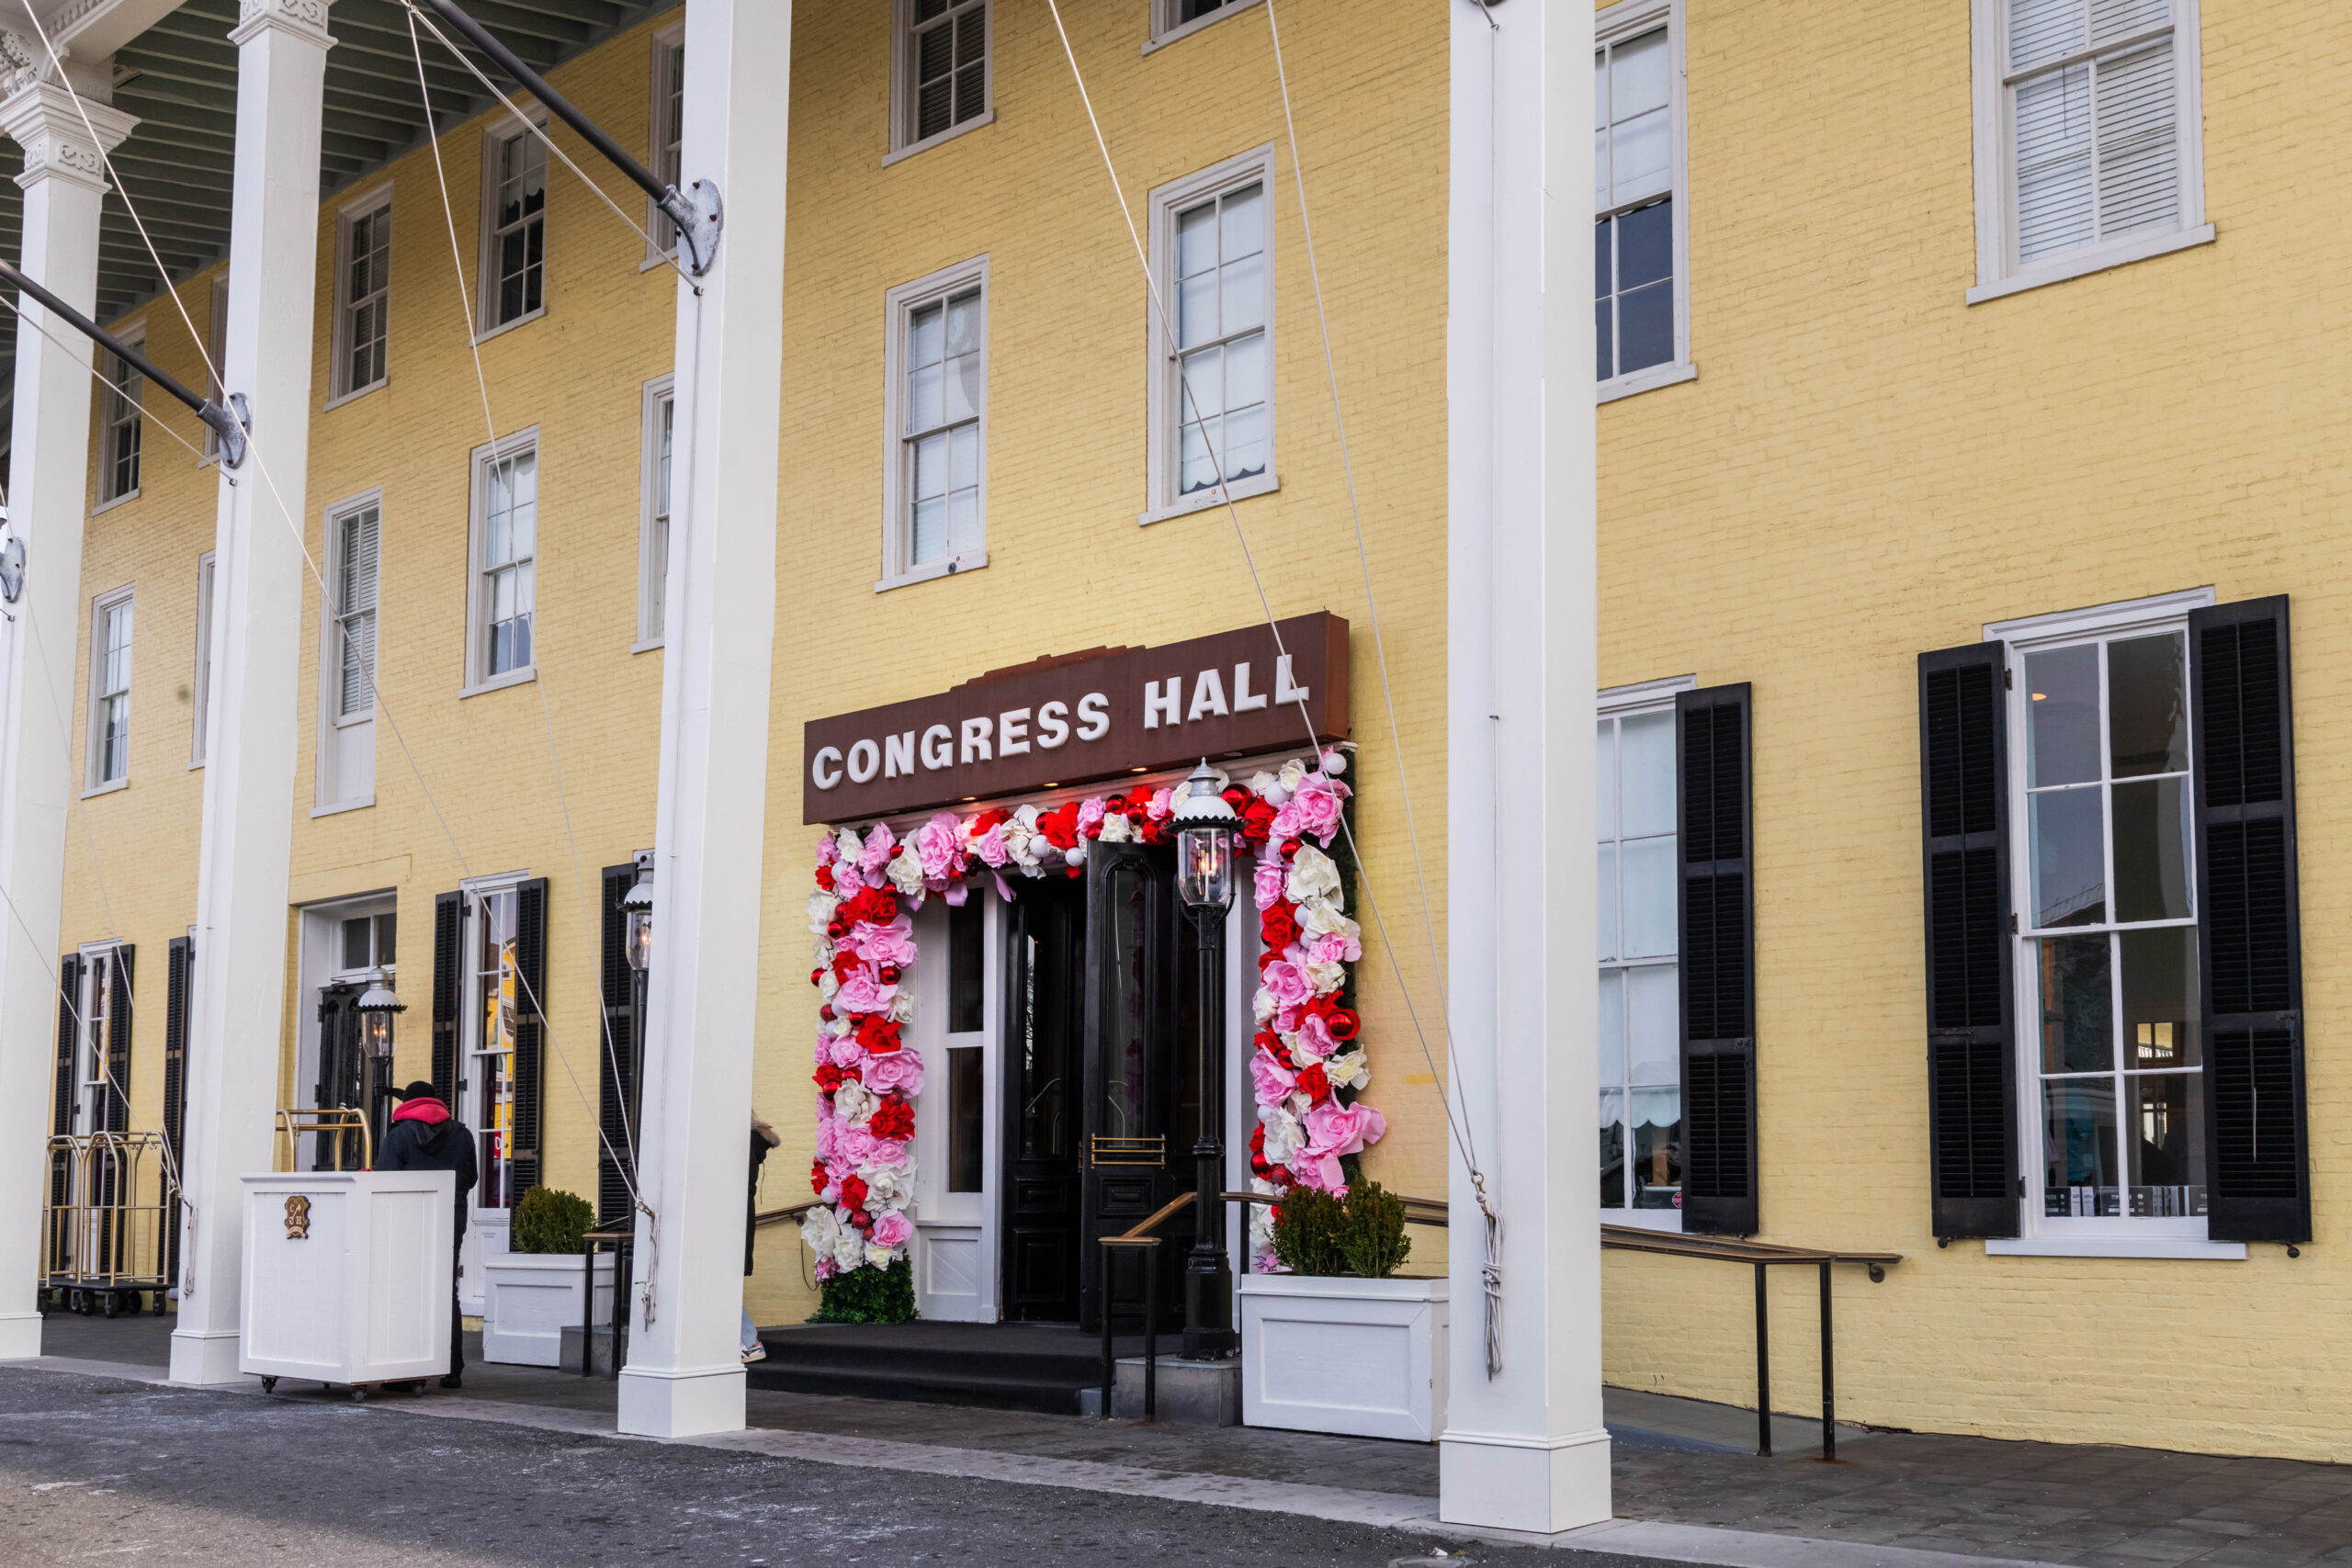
481 1252 615 1367
1238 1273 1448 1441
240 1171 454 1389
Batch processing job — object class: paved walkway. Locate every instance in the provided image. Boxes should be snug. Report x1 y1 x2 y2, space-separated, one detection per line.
22 1313 2352 1567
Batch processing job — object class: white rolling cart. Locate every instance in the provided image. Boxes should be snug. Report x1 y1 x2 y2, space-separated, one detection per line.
239 1169 455 1401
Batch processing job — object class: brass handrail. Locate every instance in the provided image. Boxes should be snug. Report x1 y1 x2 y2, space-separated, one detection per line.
274 1107 374 1172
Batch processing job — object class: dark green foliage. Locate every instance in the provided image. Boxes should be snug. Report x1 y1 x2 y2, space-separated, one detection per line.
510 1186 594 1255
1270 1186 1351 1276
811 1257 916 1324
1338 1180 1412 1280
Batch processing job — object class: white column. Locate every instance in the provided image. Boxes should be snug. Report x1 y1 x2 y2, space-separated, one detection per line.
0 72 135 1362
168 0 334 1386
616 0 789 1439
1440 0 1607 1534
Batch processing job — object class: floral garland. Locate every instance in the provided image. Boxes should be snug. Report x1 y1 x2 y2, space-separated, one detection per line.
801 750 1383 1281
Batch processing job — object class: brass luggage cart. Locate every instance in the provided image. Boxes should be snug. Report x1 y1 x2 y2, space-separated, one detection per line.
40 1132 178 1318
274 1107 376 1172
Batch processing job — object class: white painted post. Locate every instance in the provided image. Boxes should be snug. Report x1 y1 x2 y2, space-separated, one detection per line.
1440 0 1609 1535
0 72 135 1362
616 0 789 1439
168 0 334 1387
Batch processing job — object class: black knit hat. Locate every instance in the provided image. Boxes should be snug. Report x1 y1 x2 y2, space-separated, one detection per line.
395 1080 442 1102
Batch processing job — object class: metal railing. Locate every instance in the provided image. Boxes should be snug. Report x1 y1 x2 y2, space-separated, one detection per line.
274 1107 374 1172
1096 1190 1195 1420
577 1225 635 1380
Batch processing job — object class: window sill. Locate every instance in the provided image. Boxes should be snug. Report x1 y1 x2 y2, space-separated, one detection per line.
1603 1210 1683 1235
1142 0 1264 55
1599 360 1696 404
80 777 129 800
875 550 989 594
322 378 388 412
459 667 537 700
1138 471 1278 526
1967 224 2216 305
473 307 546 347
630 635 664 655
89 488 141 518
1984 1235 2245 1261
882 109 996 168
639 245 682 274
187 759 204 771
311 796 375 818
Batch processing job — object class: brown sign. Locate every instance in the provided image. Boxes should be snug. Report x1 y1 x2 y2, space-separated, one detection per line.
804 614 1349 823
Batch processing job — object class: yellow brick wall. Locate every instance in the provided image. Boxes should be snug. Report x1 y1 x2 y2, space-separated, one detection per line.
1594 0 2352 1461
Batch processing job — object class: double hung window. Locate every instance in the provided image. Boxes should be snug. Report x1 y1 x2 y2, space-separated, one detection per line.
1972 0 2208 299
97 339 142 506
334 192 390 398
2014 621 2203 1227
1597 698 1682 1221
480 118 547 333
1594 2 1690 398
466 886 520 1210
880 260 987 588
639 378 674 645
332 502 379 723
191 552 215 767
1147 0 1261 51
468 435 537 687
893 0 989 157
647 28 684 254
87 589 133 789
1145 149 1275 522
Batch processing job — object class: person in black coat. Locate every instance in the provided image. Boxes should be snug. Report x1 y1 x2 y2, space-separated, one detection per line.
377 1080 479 1388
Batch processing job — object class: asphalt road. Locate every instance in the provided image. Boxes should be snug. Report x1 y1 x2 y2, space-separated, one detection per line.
0 1368 1689 1568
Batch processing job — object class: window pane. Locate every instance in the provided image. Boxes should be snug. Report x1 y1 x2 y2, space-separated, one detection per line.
1599 1090 1625 1210
1630 1087 1680 1207
909 300 944 367
2120 926 2198 1067
1222 184 1262 261
1608 107 1670 205
1221 404 1265 483
1595 718 1618 839
1597 841 1618 961
2108 632 2187 777
2095 39 2179 240
949 423 978 491
2111 775 2190 921
1616 280 1673 376
2010 0 2086 72
2127 1071 2204 1216
1616 199 1672 290
1595 295 1613 382
1626 963 1678 1084
908 362 944 433
944 289 979 355
2014 64 2094 263
2043 1077 2120 1215
1597 968 1624 1083
912 432 947 500
1618 710 1675 837
911 496 946 565
2030 786 2106 927
1179 416 1216 495
946 487 979 556
1222 329 1264 412
2026 643 2100 785
1220 251 1264 336
949 895 984 1033
1609 29 1669 118
1620 836 1676 958
948 1046 984 1192
2037 932 2112 1073
378 912 397 964
1181 343 1223 419
342 916 372 971
1175 200 1217 279
944 349 978 423
1594 216 1612 301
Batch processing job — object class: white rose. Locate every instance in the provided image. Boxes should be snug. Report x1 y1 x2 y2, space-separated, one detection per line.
1305 959 1347 995
1247 771 1283 804
1253 989 1276 1026
829 1012 854 1038
799 1206 841 1257
1099 813 1132 843
808 892 842 935
836 828 865 866
863 1166 908 1207
866 1242 899 1269
1015 805 1042 831
1285 846 1341 905
887 851 924 897
1297 900 1359 942
890 988 916 1022
1248 1206 1275 1250
1326 1049 1370 1090
819 969 840 1001
1261 1103 1306 1163
831 1231 866 1271
1277 759 1308 795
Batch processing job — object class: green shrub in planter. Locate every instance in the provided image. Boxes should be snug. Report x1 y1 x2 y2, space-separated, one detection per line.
1270 1187 1350 1277
1339 1181 1411 1280
811 1258 916 1325
510 1187 594 1255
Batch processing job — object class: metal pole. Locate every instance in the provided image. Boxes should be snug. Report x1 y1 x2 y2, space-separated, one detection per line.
0 260 244 462
1099 1246 1114 1419
1755 1260 1771 1459
1819 1258 1836 1461
1181 900 1236 1360
580 1246 593 1378
1144 1244 1159 1422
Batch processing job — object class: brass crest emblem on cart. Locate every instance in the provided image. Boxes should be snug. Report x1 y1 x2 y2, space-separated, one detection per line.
283 1194 311 1240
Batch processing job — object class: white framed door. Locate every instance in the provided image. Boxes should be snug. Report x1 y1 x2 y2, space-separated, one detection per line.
910 891 1002 1321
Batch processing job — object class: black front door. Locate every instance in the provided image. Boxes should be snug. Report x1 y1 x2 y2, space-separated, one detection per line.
314 983 390 1170
1078 840 1199 1334
1001 876 1086 1320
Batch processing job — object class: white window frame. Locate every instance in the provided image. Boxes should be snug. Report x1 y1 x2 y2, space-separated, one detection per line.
325 491 381 729
886 0 994 164
477 109 550 341
1983 586 2245 1262
190 550 214 769
458 870 529 1219
1142 145 1278 525
73 940 125 1137
877 255 989 592
636 374 673 649
1968 0 2211 305
94 324 144 512
463 429 540 696
642 23 684 265
85 583 134 794
1597 674 1693 1234
1595 0 1695 403
201 276 230 460
328 181 392 405
1142 0 1264 55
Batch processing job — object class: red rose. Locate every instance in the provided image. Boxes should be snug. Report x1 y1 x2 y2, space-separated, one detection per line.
809 1160 828 1196
855 1014 903 1055
1261 900 1301 952
814 1063 843 1092
1296 1063 1332 1105
840 1175 869 1211
1239 798 1277 846
1036 801 1082 851
869 1100 915 1141
814 863 834 892
972 807 1013 834
1249 1122 1267 1154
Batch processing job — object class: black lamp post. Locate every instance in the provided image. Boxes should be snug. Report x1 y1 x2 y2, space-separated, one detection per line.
1172 761 1238 1362
355 967 406 1160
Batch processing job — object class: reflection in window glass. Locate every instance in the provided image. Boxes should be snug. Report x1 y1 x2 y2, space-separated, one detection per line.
1597 707 1680 1213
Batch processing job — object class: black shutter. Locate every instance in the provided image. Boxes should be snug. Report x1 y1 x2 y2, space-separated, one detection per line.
1919 642 2019 1239
1676 683 1757 1235
2190 597 2308 1244
431 891 461 1104
597 863 639 1227
102 945 135 1135
50 954 82 1260
164 936 191 1280
511 877 548 1201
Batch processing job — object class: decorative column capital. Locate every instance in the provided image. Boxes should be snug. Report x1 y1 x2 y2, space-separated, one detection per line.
0 77 136 197
229 0 335 51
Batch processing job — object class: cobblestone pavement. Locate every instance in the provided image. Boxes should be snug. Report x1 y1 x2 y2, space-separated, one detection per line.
0 1367 1662 1568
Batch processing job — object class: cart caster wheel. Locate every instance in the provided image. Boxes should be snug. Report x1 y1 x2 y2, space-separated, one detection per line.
260 1377 277 1393
101 1293 120 1318
153 1294 167 1317
350 1387 369 1404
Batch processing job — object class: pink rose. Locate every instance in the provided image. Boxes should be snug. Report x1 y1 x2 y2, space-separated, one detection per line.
865 1051 922 1096
1288 1151 1345 1191
1260 959 1312 1012
833 972 897 1016
859 823 898 874
1253 858 1288 911
975 824 1010 868
1308 931 1359 966
1305 1099 1386 1160
917 814 963 880
1148 788 1174 820
815 833 840 867
813 1116 840 1161
1287 780 1345 845
833 1128 878 1169
827 1035 866 1069
1293 1011 1338 1060
865 1137 909 1168
1249 1046 1297 1108
1077 798 1107 835
854 913 918 968
871 1212 912 1248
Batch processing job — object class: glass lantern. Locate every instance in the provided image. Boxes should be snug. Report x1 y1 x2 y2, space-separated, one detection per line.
1171 761 1238 911
623 863 655 973
356 967 405 1058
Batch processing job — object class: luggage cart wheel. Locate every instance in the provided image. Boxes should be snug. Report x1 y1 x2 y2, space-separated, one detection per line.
350 1386 370 1404
152 1293 166 1316
101 1292 119 1318
260 1377 277 1393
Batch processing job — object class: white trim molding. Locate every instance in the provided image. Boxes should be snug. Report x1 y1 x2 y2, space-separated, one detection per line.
885 0 993 164
643 20 684 265
1593 0 1690 403
1968 0 2208 303
1597 672 1695 715
877 254 989 592
1142 0 1263 55
1986 1236 2245 1260
327 178 391 402
639 373 675 647
190 550 216 769
1984 584 2214 646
